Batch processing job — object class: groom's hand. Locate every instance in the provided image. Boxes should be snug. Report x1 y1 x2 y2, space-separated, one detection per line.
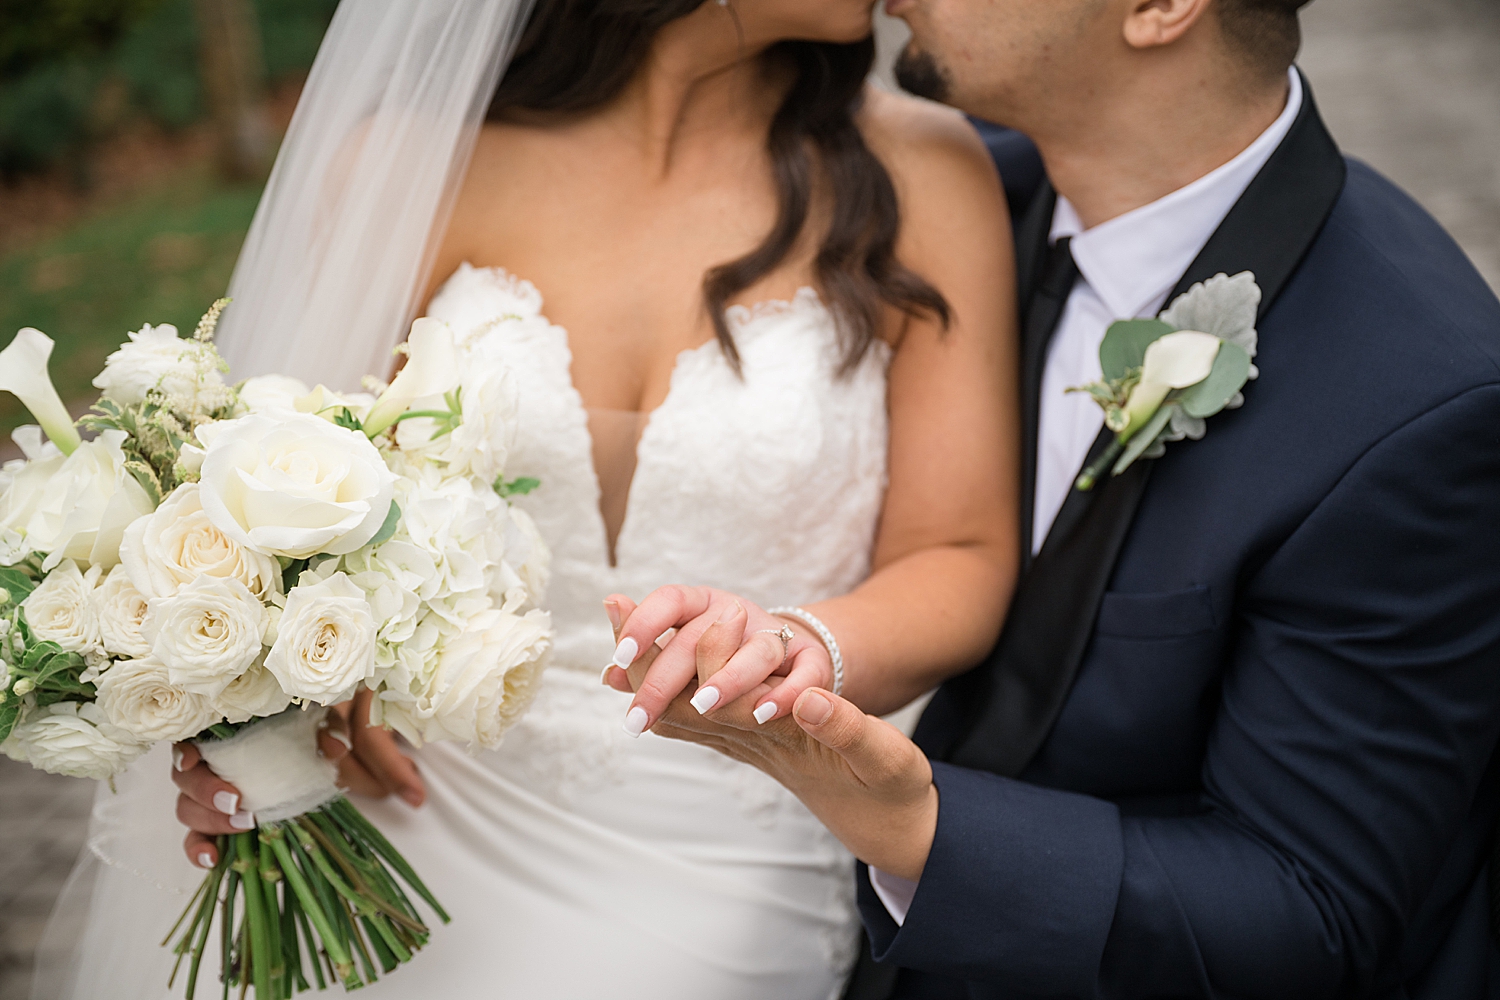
656 684 939 882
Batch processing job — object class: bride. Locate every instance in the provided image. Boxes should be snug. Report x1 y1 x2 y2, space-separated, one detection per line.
41 1 1018 997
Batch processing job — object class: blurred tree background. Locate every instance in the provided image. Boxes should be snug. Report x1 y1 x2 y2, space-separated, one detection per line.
0 0 338 438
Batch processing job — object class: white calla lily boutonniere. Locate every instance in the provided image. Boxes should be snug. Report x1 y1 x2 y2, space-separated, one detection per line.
1069 271 1261 490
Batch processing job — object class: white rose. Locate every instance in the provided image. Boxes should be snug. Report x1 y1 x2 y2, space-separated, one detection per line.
93 564 151 658
95 656 221 743
197 413 398 559
1 701 149 780
392 360 517 483
236 375 310 415
380 607 549 749
212 655 292 724
92 323 224 408
0 429 154 570
120 482 281 601
23 560 102 652
264 571 376 703
143 576 267 696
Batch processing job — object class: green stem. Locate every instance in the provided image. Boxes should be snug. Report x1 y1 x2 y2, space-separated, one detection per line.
264 825 358 989
292 895 326 991
256 835 286 996
329 798 449 922
235 833 273 998
220 866 239 1000
1074 438 1126 492
183 864 226 1000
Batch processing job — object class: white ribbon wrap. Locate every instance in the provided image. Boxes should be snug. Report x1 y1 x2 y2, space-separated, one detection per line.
195 708 341 822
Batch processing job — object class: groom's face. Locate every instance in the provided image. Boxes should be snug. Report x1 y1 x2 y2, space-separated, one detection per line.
890 0 1115 126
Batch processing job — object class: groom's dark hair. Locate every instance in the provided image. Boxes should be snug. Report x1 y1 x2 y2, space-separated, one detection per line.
1215 0 1313 76
487 0 950 377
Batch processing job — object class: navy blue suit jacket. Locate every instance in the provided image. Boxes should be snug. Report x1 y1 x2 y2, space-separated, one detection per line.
854 87 1500 999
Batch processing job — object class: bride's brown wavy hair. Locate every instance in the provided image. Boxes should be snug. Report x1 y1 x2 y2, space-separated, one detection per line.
487 0 950 374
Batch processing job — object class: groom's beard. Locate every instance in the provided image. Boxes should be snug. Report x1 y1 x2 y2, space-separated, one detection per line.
894 46 952 103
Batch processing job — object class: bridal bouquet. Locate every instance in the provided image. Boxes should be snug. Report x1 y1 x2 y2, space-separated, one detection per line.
0 302 552 997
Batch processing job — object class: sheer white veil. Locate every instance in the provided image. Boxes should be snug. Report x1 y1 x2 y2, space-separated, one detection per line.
30 3 533 997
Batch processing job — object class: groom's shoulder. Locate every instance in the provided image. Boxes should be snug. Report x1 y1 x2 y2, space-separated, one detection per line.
1296 158 1500 380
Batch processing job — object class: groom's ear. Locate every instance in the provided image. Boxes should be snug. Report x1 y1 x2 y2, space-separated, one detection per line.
1120 0 1214 50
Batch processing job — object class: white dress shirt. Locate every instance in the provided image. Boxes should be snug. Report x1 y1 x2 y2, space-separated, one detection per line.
870 68 1304 926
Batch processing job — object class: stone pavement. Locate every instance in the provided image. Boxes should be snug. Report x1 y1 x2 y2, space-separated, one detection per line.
1 4 1496 998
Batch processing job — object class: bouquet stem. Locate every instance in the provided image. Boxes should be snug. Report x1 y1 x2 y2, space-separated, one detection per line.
167 797 446 998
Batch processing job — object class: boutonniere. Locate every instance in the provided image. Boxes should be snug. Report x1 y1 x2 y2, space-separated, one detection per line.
1069 271 1260 491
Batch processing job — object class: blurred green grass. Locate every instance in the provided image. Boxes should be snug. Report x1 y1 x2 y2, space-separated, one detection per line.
0 165 261 436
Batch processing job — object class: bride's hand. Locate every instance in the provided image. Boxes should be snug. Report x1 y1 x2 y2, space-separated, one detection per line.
602 586 835 734
171 694 425 868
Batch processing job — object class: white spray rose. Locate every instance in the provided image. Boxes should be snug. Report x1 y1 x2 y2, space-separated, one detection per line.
236 375 310 415
197 413 398 559
143 576 267 697
22 560 102 653
120 482 281 601
92 323 224 408
212 656 292 724
95 656 221 743
380 607 549 749
0 429 154 570
1 701 148 779
93 564 151 659
265 571 377 703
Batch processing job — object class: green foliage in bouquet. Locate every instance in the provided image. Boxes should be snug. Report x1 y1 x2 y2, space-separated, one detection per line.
0 560 92 743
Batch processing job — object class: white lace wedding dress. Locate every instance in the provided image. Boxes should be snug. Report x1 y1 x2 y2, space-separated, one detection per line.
350 263 891 998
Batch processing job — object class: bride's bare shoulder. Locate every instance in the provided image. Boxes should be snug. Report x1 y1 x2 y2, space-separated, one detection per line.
857 86 1004 208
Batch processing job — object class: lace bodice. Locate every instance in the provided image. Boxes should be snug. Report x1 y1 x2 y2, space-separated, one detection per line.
426 263 891 673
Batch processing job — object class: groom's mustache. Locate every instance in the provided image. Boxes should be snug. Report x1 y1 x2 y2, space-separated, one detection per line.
894 46 952 102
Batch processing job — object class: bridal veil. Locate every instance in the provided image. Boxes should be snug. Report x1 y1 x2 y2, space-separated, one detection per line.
31 2 533 996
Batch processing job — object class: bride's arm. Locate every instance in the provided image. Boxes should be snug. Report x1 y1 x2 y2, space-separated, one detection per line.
614 95 1020 724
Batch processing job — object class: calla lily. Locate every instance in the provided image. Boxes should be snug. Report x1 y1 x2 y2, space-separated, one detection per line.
0 329 81 454
1118 331 1221 440
361 319 460 437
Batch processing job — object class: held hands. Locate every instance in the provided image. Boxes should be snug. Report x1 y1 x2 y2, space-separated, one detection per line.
603 594 938 881
602 585 835 735
170 690 426 868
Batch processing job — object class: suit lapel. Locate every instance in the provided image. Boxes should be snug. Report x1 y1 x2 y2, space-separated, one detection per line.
1015 182 1060 564
945 75 1348 777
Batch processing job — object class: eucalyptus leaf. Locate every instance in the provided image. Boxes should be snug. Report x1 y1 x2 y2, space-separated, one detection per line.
1174 342 1252 419
368 501 403 549
1114 403 1176 476
1099 319 1174 381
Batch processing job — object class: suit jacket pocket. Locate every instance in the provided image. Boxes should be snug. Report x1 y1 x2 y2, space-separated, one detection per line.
1095 584 1215 639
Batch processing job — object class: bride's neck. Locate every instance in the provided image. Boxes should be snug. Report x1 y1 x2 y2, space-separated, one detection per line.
600 9 786 178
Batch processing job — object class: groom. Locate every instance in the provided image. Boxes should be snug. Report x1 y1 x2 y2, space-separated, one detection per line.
647 0 1500 996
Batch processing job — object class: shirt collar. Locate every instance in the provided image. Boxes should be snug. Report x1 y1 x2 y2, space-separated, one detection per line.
1051 68 1304 320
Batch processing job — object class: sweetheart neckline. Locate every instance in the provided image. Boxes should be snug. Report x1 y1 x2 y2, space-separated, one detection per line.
455 263 833 569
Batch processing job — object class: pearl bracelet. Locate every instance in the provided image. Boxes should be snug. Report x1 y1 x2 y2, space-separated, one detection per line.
766 606 844 697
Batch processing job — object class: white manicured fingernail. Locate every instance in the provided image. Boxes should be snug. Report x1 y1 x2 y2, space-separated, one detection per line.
172 747 186 771
230 810 255 831
690 686 720 714
196 852 215 869
623 706 649 737
327 728 351 750
754 702 778 725
213 791 239 816
600 664 615 685
612 637 638 669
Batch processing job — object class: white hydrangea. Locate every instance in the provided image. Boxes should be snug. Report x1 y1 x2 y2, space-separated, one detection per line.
1 701 149 780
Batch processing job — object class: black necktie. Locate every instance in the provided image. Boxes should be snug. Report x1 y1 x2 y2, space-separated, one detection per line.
1019 237 1080 563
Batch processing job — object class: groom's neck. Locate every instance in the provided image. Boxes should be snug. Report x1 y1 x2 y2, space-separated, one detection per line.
1024 57 1292 230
